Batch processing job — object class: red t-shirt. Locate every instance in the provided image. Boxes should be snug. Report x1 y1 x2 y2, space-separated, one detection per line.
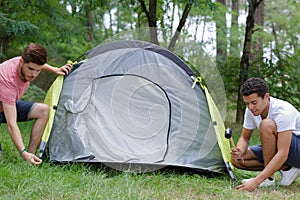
0 57 30 112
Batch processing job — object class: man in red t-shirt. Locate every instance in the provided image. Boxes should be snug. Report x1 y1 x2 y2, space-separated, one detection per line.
0 43 71 165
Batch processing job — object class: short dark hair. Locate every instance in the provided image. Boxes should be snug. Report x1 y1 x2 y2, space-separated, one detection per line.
21 43 48 65
240 77 269 98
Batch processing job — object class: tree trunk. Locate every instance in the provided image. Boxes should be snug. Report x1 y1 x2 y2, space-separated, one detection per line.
138 0 159 44
168 0 194 51
249 1 264 73
236 0 264 123
170 2 176 37
116 7 120 34
215 0 227 68
194 16 200 40
85 3 94 43
0 39 9 63
271 23 283 63
229 0 240 56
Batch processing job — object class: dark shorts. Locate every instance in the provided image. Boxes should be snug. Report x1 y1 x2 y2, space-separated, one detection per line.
250 133 300 168
0 100 36 123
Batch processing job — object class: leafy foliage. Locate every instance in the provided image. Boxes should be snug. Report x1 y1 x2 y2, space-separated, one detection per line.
0 0 298 114
0 13 37 36
259 0 300 110
21 84 46 103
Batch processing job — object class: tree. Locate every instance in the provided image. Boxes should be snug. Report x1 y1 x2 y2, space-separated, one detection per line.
262 0 300 110
0 1 38 62
2 0 297 113
0 0 91 89
138 0 160 44
229 0 240 57
214 0 228 68
168 0 194 51
236 0 264 123
138 0 199 50
249 0 264 75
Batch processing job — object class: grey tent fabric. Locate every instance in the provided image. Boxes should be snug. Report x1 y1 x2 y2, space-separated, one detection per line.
46 40 226 174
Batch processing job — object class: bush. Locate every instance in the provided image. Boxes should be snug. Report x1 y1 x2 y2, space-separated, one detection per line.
21 84 46 103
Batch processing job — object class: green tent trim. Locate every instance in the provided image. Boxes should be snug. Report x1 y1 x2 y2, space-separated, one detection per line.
39 75 64 158
203 86 235 180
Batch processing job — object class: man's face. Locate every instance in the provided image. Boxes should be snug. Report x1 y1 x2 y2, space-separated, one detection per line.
19 59 43 82
243 92 270 116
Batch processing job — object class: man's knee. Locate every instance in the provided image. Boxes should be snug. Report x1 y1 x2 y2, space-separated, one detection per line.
39 103 50 118
259 119 277 135
30 103 50 119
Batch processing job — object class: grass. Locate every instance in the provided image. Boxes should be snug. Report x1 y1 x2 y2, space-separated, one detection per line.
1 121 300 199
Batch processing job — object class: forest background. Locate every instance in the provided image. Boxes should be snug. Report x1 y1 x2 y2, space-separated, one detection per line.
0 0 299 123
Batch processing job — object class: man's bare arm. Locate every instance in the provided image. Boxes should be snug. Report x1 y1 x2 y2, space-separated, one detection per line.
42 63 72 75
3 103 26 152
3 103 42 165
255 130 292 183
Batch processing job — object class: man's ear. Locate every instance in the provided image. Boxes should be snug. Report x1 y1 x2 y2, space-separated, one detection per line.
19 58 24 65
264 92 270 99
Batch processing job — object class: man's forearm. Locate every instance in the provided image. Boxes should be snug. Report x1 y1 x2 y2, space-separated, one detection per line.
42 63 71 76
7 123 26 152
237 137 249 154
255 152 287 183
42 63 57 73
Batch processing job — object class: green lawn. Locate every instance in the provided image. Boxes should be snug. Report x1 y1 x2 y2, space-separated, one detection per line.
0 121 300 199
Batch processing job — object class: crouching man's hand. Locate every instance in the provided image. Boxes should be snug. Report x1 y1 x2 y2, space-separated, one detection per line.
21 150 42 165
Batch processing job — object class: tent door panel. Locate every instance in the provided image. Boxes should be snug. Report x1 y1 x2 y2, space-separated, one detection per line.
87 75 171 163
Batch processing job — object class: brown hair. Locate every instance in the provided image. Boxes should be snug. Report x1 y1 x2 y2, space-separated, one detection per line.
240 77 270 98
21 43 48 65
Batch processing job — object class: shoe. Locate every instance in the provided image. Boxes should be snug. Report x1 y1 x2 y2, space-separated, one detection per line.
241 177 275 187
279 166 300 186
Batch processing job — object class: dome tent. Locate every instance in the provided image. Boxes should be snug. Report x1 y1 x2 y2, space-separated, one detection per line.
41 40 234 178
